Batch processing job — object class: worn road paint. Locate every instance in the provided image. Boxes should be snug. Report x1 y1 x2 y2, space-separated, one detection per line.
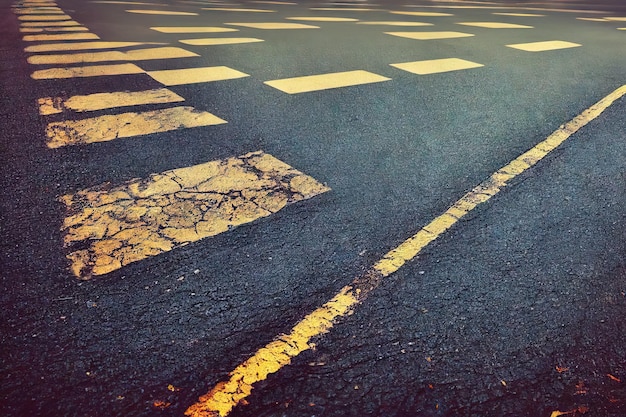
604 17 626 21
38 88 185 115
179 38 264 45
391 58 483 75
45 106 225 148
286 16 358 22
457 21 533 28
20 26 88 32
185 85 626 417
252 1 296 4
23 32 100 41
31 63 145 79
20 20 81 26
492 12 544 17
14 8 64 13
202 7 275 12
93 1 167 4
576 17 608 22
356 21 433 26
311 7 377 11
150 26 239 33
27 47 198 65
390 11 453 17
60 151 330 278
126 9 198 15
265 70 390 94
18 14 72 20
385 31 474 40
147 66 249 86
506 40 581 52
224 22 319 29
24 41 158 52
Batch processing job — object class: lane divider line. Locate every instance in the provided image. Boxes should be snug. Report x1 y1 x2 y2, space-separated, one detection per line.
185 84 626 417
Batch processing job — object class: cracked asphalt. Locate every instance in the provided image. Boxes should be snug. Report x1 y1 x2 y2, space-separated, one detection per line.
1 0 625 416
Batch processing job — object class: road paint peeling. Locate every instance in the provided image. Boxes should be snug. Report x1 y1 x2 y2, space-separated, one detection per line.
45 106 225 148
506 40 581 52
38 88 185 115
60 151 330 278
27 46 198 65
186 84 626 416
264 70 391 94
390 58 483 75
385 31 474 40
31 62 145 79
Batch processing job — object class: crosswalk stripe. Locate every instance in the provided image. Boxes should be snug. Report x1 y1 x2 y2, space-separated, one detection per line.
20 20 81 26
457 22 533 29
356 21 433 26
201 7 275 12
38 88 185 115
492 12 544 17
146 66 249 86
385 31 474 40
311 7 378 11
390 58 483 75
20 26 89 32
179 38 264 45
31 63 144 79
60 151 330 279
150 26 239 33
506 40 581 52
264 70 391 94
45 106 226 148
285 16 359 22
23 32 100 41
390 11 453 17
604 17 626 21
224 22 319 29
18 14 72 20
25 41 161 53
126 9 199 15
27 47 198 65
92 1 168 4
14 8 64 13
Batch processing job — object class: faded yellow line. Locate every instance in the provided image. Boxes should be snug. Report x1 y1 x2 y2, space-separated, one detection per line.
185 85 626 417
264 70 390 94
20 20 82 26
492 12 544 17
311 7 378 11
31 63 145 79
14 8 64 13
23 32 100 41
18 14 72 20
20 26 89 32
27 47 198 64
38 88 184 115
150 26 239 33
390 10 453 17
24 41 161 53
286 16 359 22
46 106 225 148
225 22 319 29
146 66 249 86
179 38 264 45
60 151 330 278
202 7 275 12
126 9 199 15
356 21 433 26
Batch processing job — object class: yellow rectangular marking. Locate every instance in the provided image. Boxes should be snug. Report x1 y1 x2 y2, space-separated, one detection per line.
27 47 197 65
264 70 390 94
46 106 226 149
286 17 358 22
150 26 239 33
20 20 81 26
356 21 433 26
252 1 296 4
225 22 319 29
38 88 185 115
604 17 626 21
385 31 474 40
506 40 581 52
202 7 275 12
60 150 330 278
18 14 72 21
23 33 100 41
31 63 145 79
311 7 378 11
492 12 544 17
390 11 453 17
146 66 249 85
619 28 626 30
391 58 483 75
126 9 198 15
179 38 264 45
20 26 88 32
15 8 64 14
576 17 608 21
124 46 198 60
93 1 167 4
457 21 533 28
24 41 156 52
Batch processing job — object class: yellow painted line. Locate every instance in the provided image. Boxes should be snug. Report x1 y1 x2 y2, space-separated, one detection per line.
385 31 474 40
604 17 626 21
14 8 64 13
31 63 145 79
146 66 249 86
286 16 359 22
60 151 330 279
23 33 100 41
310 7 378 11
457 22 533 29
576 17 608 22
356 21 433 26
506 40 581 52
46 106 225 149
264 70 390 94
179 38 264 45
126 9 199 15
20 26 89 32
20 20 81 26
390 10 453 17
251 1 296 4
27 47 197 64
492 12 544 17
619 27 626 30
224 22 319 29
92 1 169 4
201 7 275 12
38 88 184 115
391 58 483 75
25 41 159 52
150 26 239 33
18 14 72 20
185 83 626 417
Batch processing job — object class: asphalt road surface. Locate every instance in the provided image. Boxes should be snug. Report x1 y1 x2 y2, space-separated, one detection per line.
1 0 625 416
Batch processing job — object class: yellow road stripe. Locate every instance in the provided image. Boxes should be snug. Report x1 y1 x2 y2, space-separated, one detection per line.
38 88 184 115
179 38 264 45
93 1 168 4
457 21 533 28
506 40 581 52
27 47 198 65
146 66 249 86
577 17 608 22
390 10 453 16
311 7 378 11
18 14 72 20
286 16 359 22
31 63 145 79
604 17 626 21
390 58 483 75
20 26 89 32
492 12 544 17
202 7 275 12
385 31 474 40
60 151 330 278
356 21 433 26
46 106 225 149
24 41 159 52
264 70 390 94
185 84 626 417
126 9 199 15
252 1 296 4
20 20 81 26
150 26 239 33
14 8 64 13
23 33 100 41
225 22 319 29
